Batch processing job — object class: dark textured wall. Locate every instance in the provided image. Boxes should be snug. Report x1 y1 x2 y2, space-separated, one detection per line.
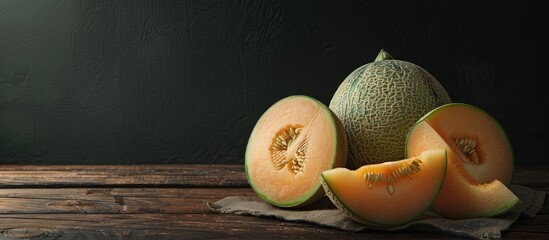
0 0 547 165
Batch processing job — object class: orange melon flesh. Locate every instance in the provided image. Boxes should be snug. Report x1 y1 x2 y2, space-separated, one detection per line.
245 95 347 207
406 103 519 218
320 149 447 226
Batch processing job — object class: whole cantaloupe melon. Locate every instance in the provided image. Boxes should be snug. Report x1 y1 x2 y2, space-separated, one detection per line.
330 50 451 168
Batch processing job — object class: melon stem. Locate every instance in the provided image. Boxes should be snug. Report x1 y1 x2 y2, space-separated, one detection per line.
375 49 393 62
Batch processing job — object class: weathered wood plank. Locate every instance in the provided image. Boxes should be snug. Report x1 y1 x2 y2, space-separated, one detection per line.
511 215 549 234
0 188 256 214
0 187 544 238
512 166 549 188
0 165 547 188
0 213 546 239
0 165 545 239
504 231 549 240
0 214 466 240
0 212 545 239
0 164 248 187
0 187 546 216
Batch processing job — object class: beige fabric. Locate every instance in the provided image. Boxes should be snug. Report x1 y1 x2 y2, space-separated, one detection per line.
208 185 545 239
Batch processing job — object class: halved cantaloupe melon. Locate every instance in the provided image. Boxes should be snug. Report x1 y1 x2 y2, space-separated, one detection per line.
320 149 447 226
245 95 348 207
406 103 520 219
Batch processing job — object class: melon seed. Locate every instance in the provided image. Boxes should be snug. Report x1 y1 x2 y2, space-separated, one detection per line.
362 159 423 190
453 137 479 164
270 125 307 174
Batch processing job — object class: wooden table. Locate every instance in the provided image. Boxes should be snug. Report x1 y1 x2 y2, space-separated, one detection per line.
0 165 546 239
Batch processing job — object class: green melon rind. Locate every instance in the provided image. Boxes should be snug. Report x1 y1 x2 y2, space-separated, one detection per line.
245 95 347 208
319 174 389 228
487 197 522 217
405 102 515 186
429 187 521 219
320 150 447 227
467 191 522 219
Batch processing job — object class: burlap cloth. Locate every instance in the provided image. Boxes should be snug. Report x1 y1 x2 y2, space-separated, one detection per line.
207 185 545 239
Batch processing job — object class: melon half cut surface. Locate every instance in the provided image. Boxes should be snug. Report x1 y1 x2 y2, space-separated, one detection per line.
320 149 447 227
245 95 348 208
406 103 520 219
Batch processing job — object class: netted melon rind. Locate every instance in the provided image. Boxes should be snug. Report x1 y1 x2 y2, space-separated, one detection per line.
330 58 451 169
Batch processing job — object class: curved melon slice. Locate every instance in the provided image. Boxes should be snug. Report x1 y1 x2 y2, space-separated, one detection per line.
320 149 447 226
245 95 348 208
406 103 520 218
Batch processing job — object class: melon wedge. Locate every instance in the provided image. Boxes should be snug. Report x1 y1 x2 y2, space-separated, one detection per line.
245 95 348 208
320 149 447 226
406 103 520 218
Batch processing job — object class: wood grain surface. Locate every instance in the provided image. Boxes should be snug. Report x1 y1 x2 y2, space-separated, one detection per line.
0 164 546 239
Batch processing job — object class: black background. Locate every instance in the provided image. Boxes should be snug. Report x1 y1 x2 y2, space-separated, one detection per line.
1 0 547 165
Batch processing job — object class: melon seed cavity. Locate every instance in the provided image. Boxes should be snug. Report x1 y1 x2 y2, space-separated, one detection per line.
363 158 423 195
453 137 479 164
271 125 308 175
